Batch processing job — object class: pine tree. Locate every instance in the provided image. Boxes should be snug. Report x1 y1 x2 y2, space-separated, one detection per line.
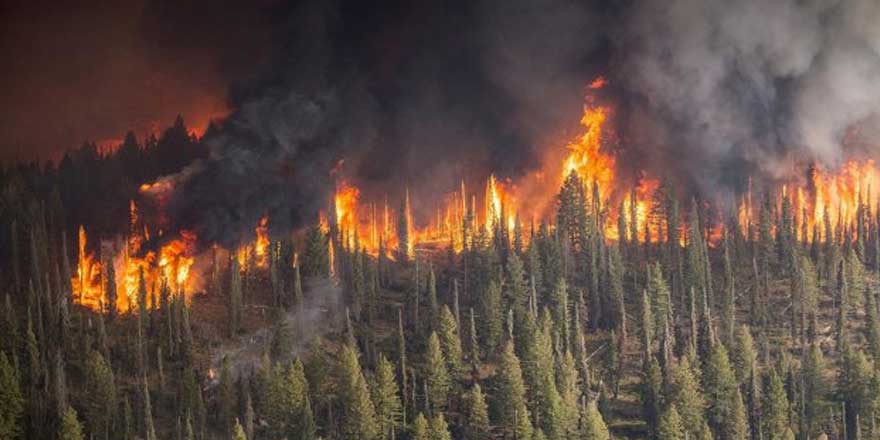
763 369 790 440
803 341 827 438
412 413 430 440
339 344 379 440
229 256 243 336
437 305 465 379
464 383 490 440
84 351 116 440
703 343 737 437
731 325 758 386
371 355 402 440
398 192 411 262
468 307 480 374
668 356 707 438
658 405 685 440
480 280 503 352
218 356 236 435
496 341 533 440
424 332 451 413
303 225 329 277
105 255 117 320
143 376 158 440
231 418 247 440
507 251 529 312
839 346 873 439
0 352 24 439
580 399 611 440
430 413 453 440
58 405 84 440
727 388 749 440
642 356 664 433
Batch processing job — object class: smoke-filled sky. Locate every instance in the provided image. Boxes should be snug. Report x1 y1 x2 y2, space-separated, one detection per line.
5 0 880 241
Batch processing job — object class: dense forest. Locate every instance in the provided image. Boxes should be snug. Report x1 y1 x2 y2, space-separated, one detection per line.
1 120 879 440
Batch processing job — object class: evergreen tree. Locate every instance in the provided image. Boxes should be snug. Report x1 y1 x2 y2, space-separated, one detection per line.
437 305 465 379
303 225 329 277
668 357 708 438
231 418 247 440
84 351 116 440
58 405 84 440
580 399 611 440
229 256 243 336
338 344 379 440
703 343 737 437
480 280 503 352
143 376 158 440
763 369 790 440
218 356 236 435
430 413 453 440
803 341 827 438
496 341 533 440
658 405 685 440
371 355 402 440
0 352 23 439
731 325 758 386
424 332 451 413
412 413 430 440
464 383 490 440
727 388 749 440
642 356 664 433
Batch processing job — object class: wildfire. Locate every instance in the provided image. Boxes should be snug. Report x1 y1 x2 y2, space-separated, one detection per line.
255 215 270 267
72 202 198 313
562 105 616 201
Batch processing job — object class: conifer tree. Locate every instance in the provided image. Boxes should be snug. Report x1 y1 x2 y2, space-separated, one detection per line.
218 356 236 435
642 356 664 433
468 307 480 374
303 225 329 277
412 413 430 440
58 405 84 440
558 349 581 437
229 256 243 336
437 305 465 379
398 192 411 263
763 369 790 440
371 355 402 440
580 399 611 440
424 332 451 413
480 280 503 352
668 356 707 438
84 351 116 440
105 256 117 320
839 346 872 439
430 413 453 440
143 376 157 440
803 341 827 438
338 344 379 440
703 343 737 437
658 405 685 440
731 325 758 386
464 383 490 440
727 388 750 440
232 418 247 440
496 341 533 440
507 251 529 312
0 352 23 439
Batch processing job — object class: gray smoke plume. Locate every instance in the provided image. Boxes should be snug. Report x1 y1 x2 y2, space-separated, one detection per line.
615 0 880 192
155 0 880 243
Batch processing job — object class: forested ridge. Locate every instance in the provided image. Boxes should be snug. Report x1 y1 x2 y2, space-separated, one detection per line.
1 129 879 440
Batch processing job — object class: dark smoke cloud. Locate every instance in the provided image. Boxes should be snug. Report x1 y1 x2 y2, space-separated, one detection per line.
26 0 879 241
